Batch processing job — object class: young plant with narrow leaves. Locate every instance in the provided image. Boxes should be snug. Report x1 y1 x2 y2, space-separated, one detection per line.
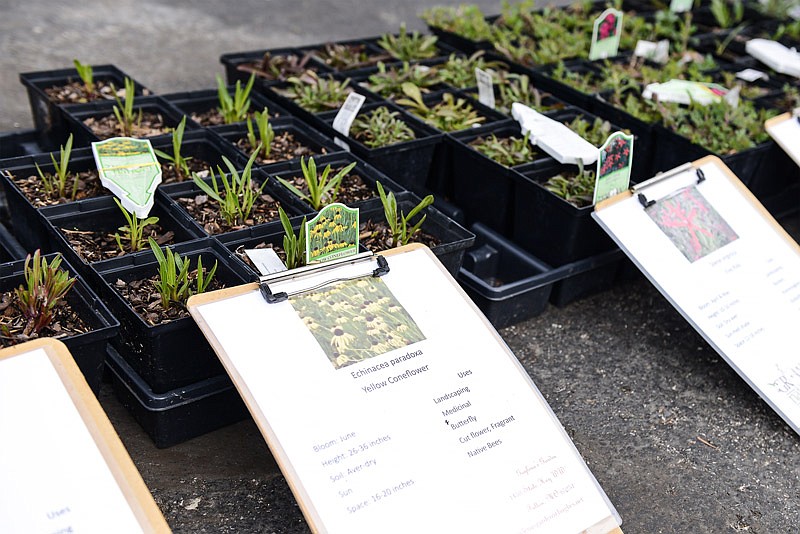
282 72 353 113
363 61 442 100
246 107 274 158
376 181 434 247
278 156 357 210
217 73 255 124
351 106 415 148
436 51 507 89
14 250 76 337
112 77 141 136
396 83 484 132
192 149 265 226
469 131 537 167
73 59 95 95
378 23 439 61
421 4 494 41
148 237 217 311
279 206 307 270
544 161 597 207
154 116 192 181
34 134 79 200
113 197 160 253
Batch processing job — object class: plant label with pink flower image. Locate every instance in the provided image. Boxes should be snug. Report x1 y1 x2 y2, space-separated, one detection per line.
91 137 161 219
593 132 634 205
332 92 366 150
589 8 623 61
305 203 359 265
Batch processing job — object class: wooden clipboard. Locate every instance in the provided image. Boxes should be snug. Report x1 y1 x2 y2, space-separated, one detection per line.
0 337 169 533
594 156 800 435
766 111 800 169
188 244 622 534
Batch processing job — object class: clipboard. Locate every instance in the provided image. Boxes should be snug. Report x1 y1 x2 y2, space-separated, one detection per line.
765 111 800 169
593 156 800 436
188 244 623 534
0 337 169 533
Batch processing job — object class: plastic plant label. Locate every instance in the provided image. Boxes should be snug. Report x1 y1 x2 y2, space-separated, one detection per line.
244 248 288 276
766 110 800 168
332 92 366 150
91 137 161 219
642 79 728 106
736 68 768 82
633 39 670 63
512 103 598 165
593 131 634 205
305 203 359 265
475 68 496 109
670 0 693 12
589 8 623 61
746 39 800 78
790 3 800 20
723 85 741 109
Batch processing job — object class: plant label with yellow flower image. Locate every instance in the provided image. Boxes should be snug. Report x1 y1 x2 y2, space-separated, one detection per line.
305 203 360 264
91 137 161 219
589 8 623 61
593 131 634 205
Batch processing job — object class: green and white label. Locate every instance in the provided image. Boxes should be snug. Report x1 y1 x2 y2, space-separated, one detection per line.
589 8 623 61
642 79 729 106
305 203 359 264
670 0 693 12
593 131 634 205
92 137 161 218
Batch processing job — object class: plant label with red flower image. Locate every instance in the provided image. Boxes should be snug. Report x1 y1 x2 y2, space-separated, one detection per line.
589 8 623 61
475 67 495 109
766 110 800 168
305 203 359 265
332 92 366 150
91 137 161 219
593 132 633 205
642 79 729 106
669 0 693 12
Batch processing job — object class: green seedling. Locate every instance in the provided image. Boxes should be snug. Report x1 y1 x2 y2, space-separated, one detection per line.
283 72 353 113
564 116 613 147
396 83 484 132
544 161 597 208
421 4 494 41
154 116 192 181
469 132 536 167
246 107 274 158
376 181 434 247
711 0 744 29
278 206 307 270
113 197 159 253
351 106 415 148
217 73 255 124
436 51 507 89
112 77 142 136
278 156 357 210
315 42 388 70
378 23 439 61
34 134 78 200
148 237 217 311
14 250 76 337
364 61 442 100
73 59 95 95
192 149 265 226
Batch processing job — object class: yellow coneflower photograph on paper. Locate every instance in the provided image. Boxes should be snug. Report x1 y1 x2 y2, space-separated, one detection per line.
289 277 425 369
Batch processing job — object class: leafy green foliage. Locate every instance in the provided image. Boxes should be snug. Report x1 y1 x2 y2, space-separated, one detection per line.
154 116 192 181
14 250 76 336
278 206 307 269
314 42 387 70
113 198 159 253
469 132 537 167
351 106 416 148
544 161 597 208
283 72 352 113
34 134 78 200
278 156 357 210
378 23 439 61
148 238 217 311
436 51 507 89
246 107 275 158
217 73 255 124
376 182 434 247
396 83 484 132
112 77 141 136
564 116 614 147
710 0 744 29
364 61 442 100
73 59 94 94
192 149 265 226
420 4 494 41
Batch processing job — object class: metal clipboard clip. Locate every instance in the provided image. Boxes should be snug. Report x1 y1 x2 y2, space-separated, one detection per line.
258 251 390 303
632 162 706 209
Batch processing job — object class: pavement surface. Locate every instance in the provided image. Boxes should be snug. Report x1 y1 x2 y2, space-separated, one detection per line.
3 1 800 533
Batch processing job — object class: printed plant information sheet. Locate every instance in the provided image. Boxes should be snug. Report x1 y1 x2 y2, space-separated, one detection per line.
593 157 800 435
190 247 620 534
0 347 145 533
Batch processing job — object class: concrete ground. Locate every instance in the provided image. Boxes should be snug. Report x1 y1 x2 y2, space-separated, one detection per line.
3 1 800 532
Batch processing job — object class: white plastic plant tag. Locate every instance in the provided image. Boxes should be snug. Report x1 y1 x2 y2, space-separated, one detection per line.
642 79 728 106
593 131 634 205
475 68 496 109
766 110 800 168
589 8 624 60
92 137 161 219
670 0 693 12
736 68 768 82
332 92 366 150
790 4 800 20
512 103 598 165
723 85 741 109
244 248 287 276
633 39 670 63
746 39 800 78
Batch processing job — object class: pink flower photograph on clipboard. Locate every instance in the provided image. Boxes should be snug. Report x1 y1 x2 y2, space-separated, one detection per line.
646 186 739 262
290 277 425 369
